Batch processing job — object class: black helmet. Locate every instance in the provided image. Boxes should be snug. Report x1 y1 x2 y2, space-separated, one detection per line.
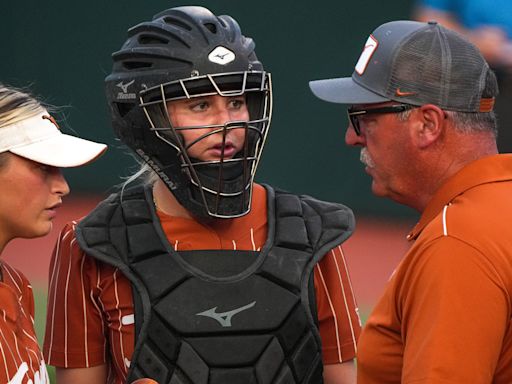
105 6 272 218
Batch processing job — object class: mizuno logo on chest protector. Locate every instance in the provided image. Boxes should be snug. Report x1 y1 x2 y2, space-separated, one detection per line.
196 301 256 327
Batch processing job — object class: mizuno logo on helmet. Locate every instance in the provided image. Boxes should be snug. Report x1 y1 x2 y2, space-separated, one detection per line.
208 46 236 65
116 80 135 93
196 301 256 327
116 80 136 100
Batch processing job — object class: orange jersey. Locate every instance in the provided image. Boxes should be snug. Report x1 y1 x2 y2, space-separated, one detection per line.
357 155 512 383
43 184 360 383
0 262 49 384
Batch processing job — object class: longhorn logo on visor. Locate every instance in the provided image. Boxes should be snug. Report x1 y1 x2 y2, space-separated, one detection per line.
42 115 61 130
208 46 236 65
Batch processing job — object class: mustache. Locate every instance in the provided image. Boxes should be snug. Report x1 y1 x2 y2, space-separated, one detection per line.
360 148 375 168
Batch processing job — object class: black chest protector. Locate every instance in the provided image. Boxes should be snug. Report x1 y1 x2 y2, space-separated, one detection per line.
76 184 354 384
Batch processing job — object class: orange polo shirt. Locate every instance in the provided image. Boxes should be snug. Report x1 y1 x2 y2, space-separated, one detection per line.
357 154 512 383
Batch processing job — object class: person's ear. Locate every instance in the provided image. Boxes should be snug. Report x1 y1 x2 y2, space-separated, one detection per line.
412 104 446 149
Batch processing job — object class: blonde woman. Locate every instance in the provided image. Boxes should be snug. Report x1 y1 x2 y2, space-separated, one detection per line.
0 84 106 383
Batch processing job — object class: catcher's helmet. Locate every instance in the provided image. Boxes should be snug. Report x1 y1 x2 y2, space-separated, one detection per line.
105 6 272 218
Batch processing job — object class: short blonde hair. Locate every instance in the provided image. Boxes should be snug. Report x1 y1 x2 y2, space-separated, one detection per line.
0 85 45 129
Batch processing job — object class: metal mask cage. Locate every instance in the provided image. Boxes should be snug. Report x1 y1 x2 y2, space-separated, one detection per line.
139 71 272 218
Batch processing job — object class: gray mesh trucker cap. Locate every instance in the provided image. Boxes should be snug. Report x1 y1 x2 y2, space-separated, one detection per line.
309 20 497 112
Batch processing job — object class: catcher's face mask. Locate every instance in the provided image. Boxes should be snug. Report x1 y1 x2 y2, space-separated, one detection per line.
139 71 272 218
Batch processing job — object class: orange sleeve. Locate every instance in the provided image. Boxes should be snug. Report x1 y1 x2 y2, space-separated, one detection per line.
0 264 49 383
400 237 508 383
314 245 361 364
43 222 108 368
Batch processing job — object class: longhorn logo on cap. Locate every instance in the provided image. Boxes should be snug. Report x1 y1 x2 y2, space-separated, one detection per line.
355 35 378 75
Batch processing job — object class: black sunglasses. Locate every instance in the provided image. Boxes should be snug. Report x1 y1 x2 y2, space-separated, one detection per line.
347 104 416 135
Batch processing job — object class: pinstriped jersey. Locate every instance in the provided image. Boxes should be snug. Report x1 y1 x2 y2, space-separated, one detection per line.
43 184 361 383
0 262 49 384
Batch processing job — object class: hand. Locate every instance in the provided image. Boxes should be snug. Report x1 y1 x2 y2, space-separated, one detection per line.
130 379 159 384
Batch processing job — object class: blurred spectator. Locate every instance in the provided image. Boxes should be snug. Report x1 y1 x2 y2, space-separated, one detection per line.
414 0 512 152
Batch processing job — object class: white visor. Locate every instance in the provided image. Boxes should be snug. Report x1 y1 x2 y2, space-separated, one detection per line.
0 111 107 167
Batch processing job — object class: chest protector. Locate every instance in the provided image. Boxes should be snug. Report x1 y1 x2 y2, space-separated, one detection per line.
76 184 354 384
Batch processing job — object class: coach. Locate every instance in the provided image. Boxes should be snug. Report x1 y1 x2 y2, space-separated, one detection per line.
309 20 512 383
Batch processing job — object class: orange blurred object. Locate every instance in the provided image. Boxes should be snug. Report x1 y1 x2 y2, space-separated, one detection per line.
130 379 159 384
